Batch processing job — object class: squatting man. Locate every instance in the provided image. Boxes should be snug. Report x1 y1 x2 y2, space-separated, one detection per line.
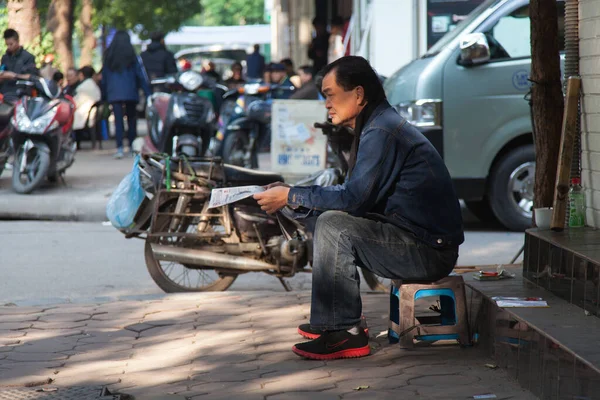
253 56 464 360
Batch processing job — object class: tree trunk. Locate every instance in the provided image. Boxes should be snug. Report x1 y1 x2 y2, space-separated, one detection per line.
78 0 95 67
7 0 41 47
530 0 564 209
47 0 75 72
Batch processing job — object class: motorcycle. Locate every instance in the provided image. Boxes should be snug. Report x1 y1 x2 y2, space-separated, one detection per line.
144 70 226 157
211 82 295 169
0 93 14 178
120 122 385 293
10 78 76 194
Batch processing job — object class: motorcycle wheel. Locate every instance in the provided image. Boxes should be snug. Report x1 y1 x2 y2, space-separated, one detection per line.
222 130 258 168
11 143 50 194
361 270 389 292
144 204 238 292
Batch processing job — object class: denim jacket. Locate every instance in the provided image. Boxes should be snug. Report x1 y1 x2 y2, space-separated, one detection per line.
287 101 464 249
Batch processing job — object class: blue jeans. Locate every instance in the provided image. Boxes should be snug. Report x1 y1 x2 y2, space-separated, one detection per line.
310 211 458 330
112 101 138 150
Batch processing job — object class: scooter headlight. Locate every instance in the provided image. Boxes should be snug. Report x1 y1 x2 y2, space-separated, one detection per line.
13 103 58 134
179 71 203 92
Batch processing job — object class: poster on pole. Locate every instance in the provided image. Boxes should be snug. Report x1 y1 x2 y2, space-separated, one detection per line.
271 100 328 175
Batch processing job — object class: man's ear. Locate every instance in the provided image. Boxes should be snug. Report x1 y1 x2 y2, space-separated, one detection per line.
356 86 366 106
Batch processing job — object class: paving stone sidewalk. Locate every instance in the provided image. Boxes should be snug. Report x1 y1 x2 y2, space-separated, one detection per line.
0 291 535 399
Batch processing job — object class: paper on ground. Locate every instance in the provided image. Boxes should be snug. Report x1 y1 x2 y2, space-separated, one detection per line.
208 185 265 209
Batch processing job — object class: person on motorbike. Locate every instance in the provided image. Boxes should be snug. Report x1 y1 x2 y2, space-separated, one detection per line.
0 29 38 103
253 56 464 360
269 63 294 100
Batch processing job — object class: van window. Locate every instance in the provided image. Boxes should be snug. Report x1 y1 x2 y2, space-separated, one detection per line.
486 2 565 60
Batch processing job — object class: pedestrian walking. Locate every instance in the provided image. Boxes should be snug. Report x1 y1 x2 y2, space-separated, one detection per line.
101 30 151 159
308 18 329 73
140 31 178 81
246 44 265 80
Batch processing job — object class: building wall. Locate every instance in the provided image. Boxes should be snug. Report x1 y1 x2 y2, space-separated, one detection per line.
580 0 600 227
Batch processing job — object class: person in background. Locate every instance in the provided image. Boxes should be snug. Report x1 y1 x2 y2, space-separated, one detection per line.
270 63 293 99
262 63 273 84
72 66 101 143
52 71 64 88
224 62 246 90
140 31 178 81
63 67 80 96
290 65 320 100
202 60 221 82
281 58 300 88
40 54 58 81
178 58 192 71
308 18 329 73
0 29 38 103
328 17 345 64
101 30 151 159
246 44 265 80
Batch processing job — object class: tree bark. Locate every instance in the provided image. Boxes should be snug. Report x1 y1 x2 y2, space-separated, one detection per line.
530 0 565 209
78 0 95 67
7 0 41 47
47 0 75 72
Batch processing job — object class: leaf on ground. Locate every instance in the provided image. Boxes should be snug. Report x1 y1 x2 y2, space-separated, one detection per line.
484 363 498 369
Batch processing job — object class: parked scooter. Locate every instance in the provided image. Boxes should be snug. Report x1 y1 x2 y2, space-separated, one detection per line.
117 122 385 293
210 82 295 169
10 78 76 194
144 70 226 157
0 94 14 178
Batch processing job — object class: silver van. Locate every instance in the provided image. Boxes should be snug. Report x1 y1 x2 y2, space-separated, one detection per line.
383 0 565 231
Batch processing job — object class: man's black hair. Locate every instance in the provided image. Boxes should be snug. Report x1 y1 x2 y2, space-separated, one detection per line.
150 31 164 42
79 65 96 80
3 29 18 41
280 58 294 68
253 44 260 52
318 56 386 104
298 65 313 77
52 71 64 82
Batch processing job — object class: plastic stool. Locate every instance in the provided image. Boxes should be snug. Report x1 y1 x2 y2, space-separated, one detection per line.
388 275 470 348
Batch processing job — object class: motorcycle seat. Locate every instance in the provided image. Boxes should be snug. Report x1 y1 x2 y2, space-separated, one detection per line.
182 160 284 186
223 164 284 186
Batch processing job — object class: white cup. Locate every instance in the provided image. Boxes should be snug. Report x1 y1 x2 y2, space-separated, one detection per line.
534 207 553 230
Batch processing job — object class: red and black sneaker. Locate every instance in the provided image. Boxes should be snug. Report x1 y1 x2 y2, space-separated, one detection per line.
298 319 369 340
297 324 325 340
292 329 370 360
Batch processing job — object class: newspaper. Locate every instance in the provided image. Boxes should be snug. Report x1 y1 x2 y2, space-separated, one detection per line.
208 185 265 209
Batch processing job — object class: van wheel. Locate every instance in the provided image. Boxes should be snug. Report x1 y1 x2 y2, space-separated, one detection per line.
488 145 535 231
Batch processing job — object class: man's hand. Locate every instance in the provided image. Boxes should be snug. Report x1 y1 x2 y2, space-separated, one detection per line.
254 186 290 214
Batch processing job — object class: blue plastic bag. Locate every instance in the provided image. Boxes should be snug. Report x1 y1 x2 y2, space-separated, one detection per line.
106 155 145 229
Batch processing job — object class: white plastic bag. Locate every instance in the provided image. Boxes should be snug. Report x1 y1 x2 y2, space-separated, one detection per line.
106 155 145 229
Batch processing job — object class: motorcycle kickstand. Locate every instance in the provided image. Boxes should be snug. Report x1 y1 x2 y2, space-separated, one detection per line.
59 173 67 186
277 277 292 292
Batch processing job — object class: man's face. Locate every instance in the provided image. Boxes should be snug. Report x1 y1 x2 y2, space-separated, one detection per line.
298 70 312 85
66 70 79 85
5 38 19 54
232 67 242 79
271 70 285 83
321 70 364 128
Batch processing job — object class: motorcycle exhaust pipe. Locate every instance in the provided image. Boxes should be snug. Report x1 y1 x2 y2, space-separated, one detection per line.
150 243 275 272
